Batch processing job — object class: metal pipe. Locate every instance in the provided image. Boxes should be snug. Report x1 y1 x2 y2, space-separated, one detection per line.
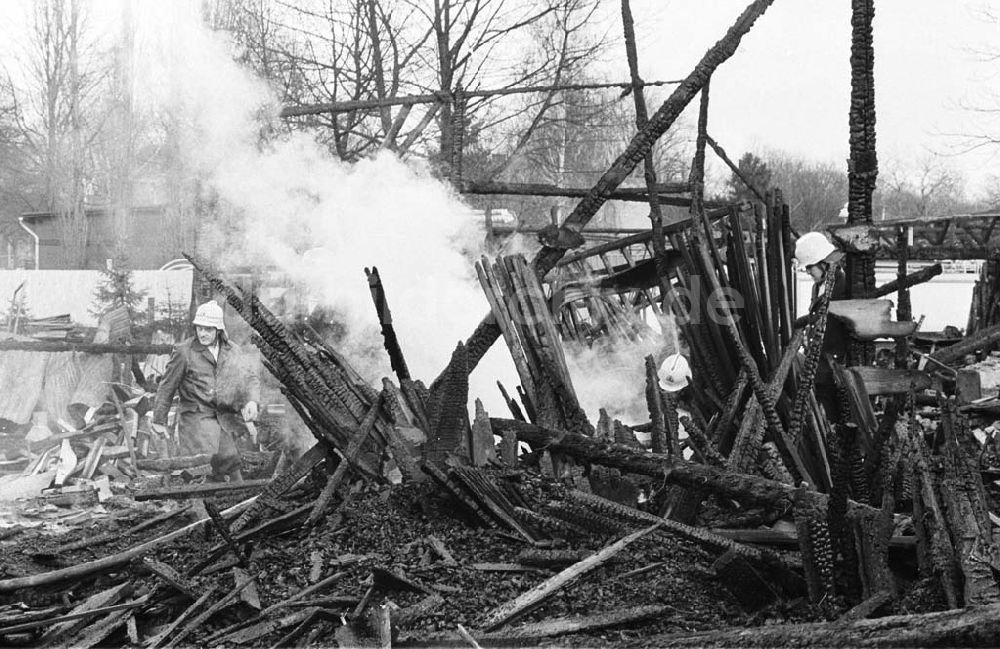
18 217 40 270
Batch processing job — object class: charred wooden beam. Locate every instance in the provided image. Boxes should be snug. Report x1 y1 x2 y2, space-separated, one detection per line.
929 321 1000 365
365 267 410 381
134 480 270 502
874 259 940 302
490 417 880 518
459 181 695 203
705 134 765 202
280 79 683 117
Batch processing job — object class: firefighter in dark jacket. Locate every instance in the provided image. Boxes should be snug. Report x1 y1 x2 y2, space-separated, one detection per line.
151 301 261 482
794 232 849 422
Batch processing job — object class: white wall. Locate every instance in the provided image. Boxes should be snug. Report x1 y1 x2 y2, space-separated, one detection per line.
795 269 975 332
0 269 192 326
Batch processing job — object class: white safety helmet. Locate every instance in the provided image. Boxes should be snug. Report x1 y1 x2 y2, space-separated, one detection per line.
794 232 837 267
192 301 226 332
658 353 692 392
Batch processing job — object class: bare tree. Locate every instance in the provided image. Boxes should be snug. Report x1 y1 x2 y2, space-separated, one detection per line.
208 0 607 173
950 5 1000 153
877 154 969 219
1 0 108 267
762 151 848 231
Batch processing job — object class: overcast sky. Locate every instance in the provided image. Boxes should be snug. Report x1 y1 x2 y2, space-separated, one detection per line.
2 0 999 196
625 0 1000 196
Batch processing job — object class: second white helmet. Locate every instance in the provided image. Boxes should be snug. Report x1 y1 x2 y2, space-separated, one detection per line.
658 353 691 392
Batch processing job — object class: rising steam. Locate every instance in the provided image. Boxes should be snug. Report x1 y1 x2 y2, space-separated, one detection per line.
131 2 653 428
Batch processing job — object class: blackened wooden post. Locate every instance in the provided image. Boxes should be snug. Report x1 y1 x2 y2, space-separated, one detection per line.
895 226 911 368
846 0 878 365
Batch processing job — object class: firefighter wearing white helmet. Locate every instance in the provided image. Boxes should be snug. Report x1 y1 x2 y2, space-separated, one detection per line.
152 300 261 482
793 232 849 423
794 231 837 269
657 353 691 393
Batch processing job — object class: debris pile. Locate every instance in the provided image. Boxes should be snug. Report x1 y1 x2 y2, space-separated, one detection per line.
4 1 1000 647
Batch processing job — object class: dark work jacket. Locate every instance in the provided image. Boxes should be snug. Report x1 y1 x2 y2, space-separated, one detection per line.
152 337 261 455
811 267 849 385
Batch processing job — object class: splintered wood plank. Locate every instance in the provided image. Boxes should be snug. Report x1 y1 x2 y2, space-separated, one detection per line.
134 479 270 501
482 524 661 631
486 604 671 639
848 367 931 395
38 582 130 646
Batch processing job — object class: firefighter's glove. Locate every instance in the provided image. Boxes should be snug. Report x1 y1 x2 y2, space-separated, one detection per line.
241 401 259 423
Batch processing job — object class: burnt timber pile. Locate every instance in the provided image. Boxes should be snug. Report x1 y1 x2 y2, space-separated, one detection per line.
6 1 1000 649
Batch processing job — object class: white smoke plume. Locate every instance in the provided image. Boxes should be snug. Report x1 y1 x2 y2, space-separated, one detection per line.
133 3 520 417
131 3 660 433
565 337 662 427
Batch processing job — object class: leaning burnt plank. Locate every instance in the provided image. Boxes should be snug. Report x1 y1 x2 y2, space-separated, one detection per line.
653 602 1000 648
133 479 270 501
0 498 255 593
307 396 382 526
231 443 326 534
482 524 661 631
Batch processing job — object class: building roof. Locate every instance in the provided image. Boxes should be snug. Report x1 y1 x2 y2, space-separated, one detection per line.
21 205 167 221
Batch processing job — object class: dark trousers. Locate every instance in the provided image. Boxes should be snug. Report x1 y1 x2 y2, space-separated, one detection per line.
209 421 242 481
